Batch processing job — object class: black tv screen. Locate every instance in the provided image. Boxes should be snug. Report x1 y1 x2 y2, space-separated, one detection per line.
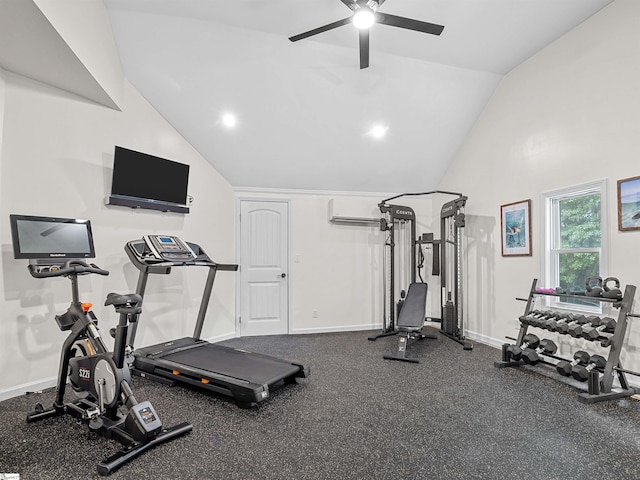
9 214 95 260
108 146 190 213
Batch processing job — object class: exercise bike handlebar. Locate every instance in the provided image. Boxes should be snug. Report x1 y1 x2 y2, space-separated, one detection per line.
28 259 109 278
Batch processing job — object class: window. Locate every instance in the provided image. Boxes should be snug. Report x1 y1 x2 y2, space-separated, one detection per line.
542 180 607 311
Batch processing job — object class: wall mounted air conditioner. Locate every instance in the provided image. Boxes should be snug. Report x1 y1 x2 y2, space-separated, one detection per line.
328 198 379 225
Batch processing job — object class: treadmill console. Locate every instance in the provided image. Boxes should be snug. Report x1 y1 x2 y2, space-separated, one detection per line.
142 235 197 261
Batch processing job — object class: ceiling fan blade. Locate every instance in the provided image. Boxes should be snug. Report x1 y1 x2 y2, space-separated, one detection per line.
375 12 444 36
289 17 352 42
359 28 369 69
339 0 358 11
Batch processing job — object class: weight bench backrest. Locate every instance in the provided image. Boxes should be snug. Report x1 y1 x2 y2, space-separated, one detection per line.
397 282 427 332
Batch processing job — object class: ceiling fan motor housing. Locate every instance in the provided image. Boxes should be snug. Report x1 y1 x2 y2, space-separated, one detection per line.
356 0 380 11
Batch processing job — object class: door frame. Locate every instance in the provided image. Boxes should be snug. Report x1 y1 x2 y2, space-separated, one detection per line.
235 197 292 337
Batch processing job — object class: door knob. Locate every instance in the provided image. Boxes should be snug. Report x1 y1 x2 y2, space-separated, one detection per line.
280 273 287 278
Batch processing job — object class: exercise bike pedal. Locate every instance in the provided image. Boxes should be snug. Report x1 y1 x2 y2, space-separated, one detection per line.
89 416 105 430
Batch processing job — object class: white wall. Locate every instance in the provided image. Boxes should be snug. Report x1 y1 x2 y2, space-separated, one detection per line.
0 16 236 399
236 190 440 333
438 0 640 369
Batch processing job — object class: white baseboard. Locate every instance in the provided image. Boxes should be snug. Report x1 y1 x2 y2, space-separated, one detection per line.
292 323 382 335
0 376 57 402
203 331 238 343
464 330 504 349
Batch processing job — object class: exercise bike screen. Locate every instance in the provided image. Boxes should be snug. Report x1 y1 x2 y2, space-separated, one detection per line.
10 214 95 259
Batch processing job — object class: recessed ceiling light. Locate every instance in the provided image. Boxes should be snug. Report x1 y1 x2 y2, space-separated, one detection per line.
222 113 237 128
369 124 388 139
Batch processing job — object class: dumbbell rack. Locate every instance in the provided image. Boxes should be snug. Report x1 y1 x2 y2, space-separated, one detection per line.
495 278 638 404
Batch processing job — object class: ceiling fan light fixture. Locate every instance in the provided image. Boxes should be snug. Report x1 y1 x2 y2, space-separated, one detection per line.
288 0 445 69
353 8 375 29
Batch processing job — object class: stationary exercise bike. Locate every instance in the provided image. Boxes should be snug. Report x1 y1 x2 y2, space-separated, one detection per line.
26 260 192 476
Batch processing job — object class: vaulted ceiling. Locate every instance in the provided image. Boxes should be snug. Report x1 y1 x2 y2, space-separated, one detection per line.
4 0 615 193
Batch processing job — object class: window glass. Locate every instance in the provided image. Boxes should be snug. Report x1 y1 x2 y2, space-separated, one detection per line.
559 194 601 249
543 181 606 312
558 251 599 295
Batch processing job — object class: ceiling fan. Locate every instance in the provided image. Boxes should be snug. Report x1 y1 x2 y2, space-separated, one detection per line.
288 0 445 69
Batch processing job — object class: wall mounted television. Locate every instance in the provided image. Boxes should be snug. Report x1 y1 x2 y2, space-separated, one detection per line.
107 146 190 213
9 214 95 261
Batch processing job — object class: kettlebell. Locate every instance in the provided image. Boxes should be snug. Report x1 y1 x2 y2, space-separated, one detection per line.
602 277 622 300
585 276 603 297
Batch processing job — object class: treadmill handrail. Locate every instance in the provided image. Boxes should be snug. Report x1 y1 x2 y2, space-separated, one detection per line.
124 239 238 346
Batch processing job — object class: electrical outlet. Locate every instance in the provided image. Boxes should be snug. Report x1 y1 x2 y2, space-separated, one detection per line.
312 309 318 318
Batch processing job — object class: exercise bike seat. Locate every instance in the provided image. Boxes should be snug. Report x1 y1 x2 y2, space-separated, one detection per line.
397 283 427 333
105 292 142 312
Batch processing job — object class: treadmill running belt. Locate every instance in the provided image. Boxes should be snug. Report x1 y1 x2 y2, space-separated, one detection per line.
161 344 300 385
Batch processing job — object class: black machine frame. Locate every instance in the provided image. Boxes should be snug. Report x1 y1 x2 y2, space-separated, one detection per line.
125 237 309 407
369 191 473 350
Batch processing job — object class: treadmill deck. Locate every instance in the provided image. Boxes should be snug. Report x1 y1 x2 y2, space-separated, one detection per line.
133 337 308 405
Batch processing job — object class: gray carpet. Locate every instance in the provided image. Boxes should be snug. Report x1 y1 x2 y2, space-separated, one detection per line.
2 329 640 479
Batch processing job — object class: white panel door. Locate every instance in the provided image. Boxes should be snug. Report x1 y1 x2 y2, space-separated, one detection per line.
239 200 289 336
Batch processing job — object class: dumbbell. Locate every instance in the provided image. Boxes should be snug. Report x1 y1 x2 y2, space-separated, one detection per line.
571 354 607 382
531 312 563 331
602 277 622 300
540 313 568 332
521 339 558 365
581 317 616 341
506 334 540 361
518 310 548 326
568 315 597 337
554 314 588 335
552 313 575 334
556 351 590 377
529 312 558 330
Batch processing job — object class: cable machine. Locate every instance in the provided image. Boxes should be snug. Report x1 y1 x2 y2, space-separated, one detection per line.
368 191 472 351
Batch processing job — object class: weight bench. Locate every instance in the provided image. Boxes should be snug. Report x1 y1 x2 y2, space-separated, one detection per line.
383 282 436 363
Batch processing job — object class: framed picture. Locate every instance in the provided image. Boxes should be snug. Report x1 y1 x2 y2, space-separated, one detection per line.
617 175 640 231
501 199 532 257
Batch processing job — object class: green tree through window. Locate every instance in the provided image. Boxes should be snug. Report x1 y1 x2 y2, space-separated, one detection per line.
558 194 601 293
544 182 605 311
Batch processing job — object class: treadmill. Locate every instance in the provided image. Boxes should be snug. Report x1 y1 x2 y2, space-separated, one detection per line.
125 235 309 407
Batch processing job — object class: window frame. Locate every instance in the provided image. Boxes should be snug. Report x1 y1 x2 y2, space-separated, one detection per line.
541 179 608 313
